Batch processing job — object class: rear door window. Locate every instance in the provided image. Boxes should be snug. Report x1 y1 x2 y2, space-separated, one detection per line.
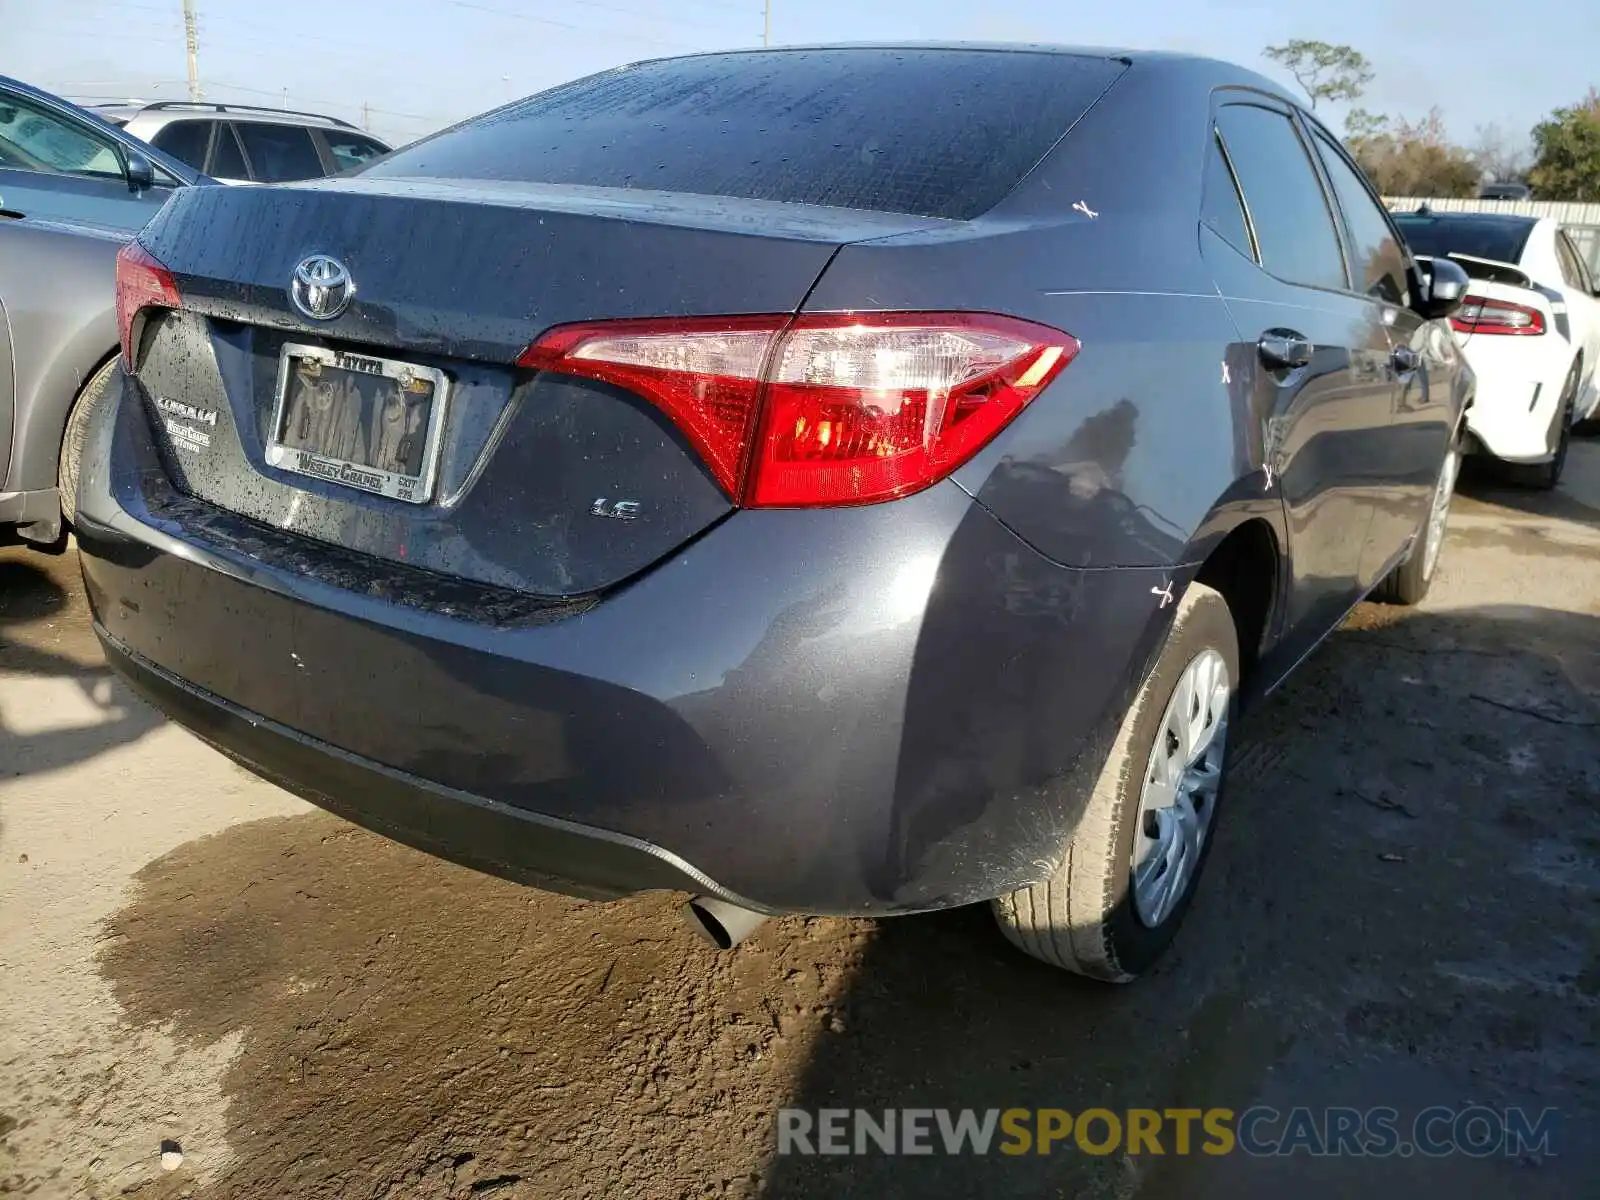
209 123 249 179
1215 104 1348 293
322 131 388 172
1201 132 1254 259
1312 132 1410 305
151 119 212 171
367 48 1126 219
235 122 324 182
1555 232 1588 290
1563 233 1596 292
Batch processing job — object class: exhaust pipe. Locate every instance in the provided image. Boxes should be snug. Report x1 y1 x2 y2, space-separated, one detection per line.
682 895 768 950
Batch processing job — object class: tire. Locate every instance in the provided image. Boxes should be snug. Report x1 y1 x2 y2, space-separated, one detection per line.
57 357 118 529
1499 360 1578 490
1373 432 1460 606
992 581 1239 982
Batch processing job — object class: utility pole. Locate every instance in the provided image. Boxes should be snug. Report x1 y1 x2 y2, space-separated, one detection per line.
361 101 370 131
762 0 770 47
181 0 201 101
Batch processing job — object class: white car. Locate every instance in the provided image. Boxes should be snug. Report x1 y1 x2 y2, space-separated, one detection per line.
1393 209 1600 488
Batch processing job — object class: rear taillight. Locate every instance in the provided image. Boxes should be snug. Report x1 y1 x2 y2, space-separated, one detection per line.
518 312 1077 507
115 242 180 367
1450 294 1545 336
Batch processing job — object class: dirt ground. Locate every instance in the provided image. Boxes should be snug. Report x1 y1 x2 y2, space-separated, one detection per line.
3 446 1599 1200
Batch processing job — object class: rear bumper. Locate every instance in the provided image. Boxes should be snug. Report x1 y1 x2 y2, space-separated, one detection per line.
98 629 757 906
1459 342 1573 463
76 365 1182 914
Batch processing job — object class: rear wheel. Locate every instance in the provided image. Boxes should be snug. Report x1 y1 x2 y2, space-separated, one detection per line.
1374 432 1459 606
57 358 118 530
992 582 1239 981
1499 361 1578 490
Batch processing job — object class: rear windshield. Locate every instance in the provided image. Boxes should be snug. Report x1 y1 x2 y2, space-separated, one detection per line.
366 49 1125 220
1392 215 1536 265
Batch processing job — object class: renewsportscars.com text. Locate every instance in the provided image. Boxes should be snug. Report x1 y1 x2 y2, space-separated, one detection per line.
776 1106 1558 1158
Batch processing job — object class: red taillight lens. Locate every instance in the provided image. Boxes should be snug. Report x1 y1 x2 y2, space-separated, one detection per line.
518 312 1077 507
115 241 181 367
751 313 1074 506
518 315 781 497
1450 294 1545 336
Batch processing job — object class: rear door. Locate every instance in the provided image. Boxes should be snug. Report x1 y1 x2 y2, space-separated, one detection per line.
1203 97 1397 657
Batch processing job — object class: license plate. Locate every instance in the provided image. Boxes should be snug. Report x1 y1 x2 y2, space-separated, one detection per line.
265 343 449 505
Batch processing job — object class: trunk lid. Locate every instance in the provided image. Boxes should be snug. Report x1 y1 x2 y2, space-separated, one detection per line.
131 179 942 597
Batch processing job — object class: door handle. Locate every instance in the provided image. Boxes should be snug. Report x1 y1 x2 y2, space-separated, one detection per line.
1257 329 1312 370
1390 346 1421 375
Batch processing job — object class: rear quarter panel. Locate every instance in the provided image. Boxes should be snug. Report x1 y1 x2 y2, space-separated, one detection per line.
0 217 123 493
805 61 1270 570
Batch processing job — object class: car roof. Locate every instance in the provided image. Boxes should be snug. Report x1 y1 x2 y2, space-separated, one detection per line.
618 43 1295 103
99 100 371 134
0 73 208 185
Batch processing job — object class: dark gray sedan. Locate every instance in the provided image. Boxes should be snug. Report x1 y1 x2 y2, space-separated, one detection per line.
76 46 1473 981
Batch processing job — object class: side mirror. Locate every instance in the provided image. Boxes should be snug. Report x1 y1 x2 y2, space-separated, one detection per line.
124 149 155 193
1411 255 1470 321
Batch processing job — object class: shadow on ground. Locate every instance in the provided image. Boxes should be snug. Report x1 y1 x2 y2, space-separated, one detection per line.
1455 446 1600 528
93 603 1599 1200
0 545 163 783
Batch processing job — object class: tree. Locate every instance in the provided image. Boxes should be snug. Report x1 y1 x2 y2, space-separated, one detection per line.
1470 123 1528 184
1344 108 1389 141
1528 88 1600 201
1263 40 1374 110
1346 109 1480 198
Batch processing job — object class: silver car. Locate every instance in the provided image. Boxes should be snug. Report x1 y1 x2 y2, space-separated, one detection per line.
0 76 207 547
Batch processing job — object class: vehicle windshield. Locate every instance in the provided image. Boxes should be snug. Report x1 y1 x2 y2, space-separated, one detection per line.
1392 214 1536 265
367 49 1125 220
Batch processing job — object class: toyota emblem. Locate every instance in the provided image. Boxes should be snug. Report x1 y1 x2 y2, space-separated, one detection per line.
289 254 354 321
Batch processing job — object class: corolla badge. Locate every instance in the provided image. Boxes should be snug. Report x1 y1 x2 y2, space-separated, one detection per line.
289 254 354 320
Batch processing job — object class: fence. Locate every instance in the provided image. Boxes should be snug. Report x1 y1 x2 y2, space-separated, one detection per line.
1384 196 1600 277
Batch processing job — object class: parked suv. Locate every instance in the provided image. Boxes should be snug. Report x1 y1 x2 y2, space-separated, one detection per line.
89 101 390 184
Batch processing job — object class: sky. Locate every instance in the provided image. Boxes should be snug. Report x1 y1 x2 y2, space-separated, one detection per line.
3 0 1597 150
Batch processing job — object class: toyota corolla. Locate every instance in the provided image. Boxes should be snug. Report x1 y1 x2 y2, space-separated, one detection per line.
77 45 1472 981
